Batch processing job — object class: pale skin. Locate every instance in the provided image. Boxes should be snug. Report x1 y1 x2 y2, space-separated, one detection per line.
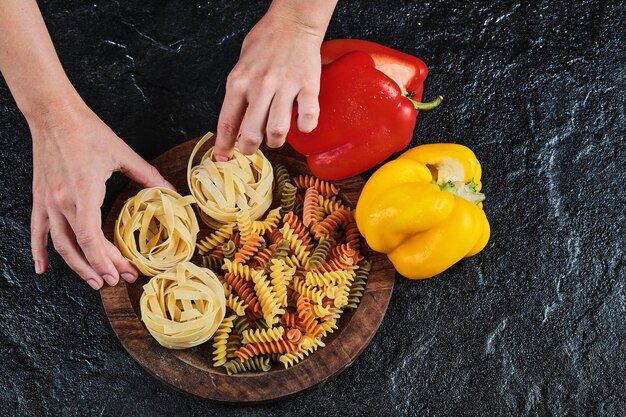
0 0 337 290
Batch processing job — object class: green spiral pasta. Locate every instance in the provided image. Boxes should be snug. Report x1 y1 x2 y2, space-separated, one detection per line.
201 254 223 272
279 183 297 216
223 356 272 375
294 202 304 218
264 240 290 271
273 163 293 191
225 332 241 360
233 315 250 335
346 261 370 309
307 238 333 270
222 240 237 260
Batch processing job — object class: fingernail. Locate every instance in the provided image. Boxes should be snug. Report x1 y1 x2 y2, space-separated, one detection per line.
121 272 136 283
163 180 176 190
102 274 118 286
87 279 101 290
34 261 43 274
214 155 229 162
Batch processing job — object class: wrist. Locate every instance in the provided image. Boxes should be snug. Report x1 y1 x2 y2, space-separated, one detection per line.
23 91 91 137
265 0 337 39
22 85 88 132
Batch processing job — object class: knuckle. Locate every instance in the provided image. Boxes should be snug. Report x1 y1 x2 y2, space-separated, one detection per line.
49 190 71 209
53 242 69 257
258 75 276 93
267 124 289 138
300 107 320 119
239 133 262 148
226 72 248 94
75 229 97 248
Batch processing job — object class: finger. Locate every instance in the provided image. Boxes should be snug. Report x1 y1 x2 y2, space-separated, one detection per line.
296 87 320 133
119 146 174 190
266 89 298 148
67 196 119 287
30 203 49 274
103 239 138 283
214 77 248 162
238 91 274 155
48 212 103 290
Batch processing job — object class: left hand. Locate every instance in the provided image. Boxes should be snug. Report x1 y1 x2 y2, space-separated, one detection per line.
213 10 324 161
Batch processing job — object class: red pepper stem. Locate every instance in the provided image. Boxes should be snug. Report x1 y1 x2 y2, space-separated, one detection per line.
406 95 443 111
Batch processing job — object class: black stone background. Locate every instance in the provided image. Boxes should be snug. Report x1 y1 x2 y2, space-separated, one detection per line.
0 0 624 416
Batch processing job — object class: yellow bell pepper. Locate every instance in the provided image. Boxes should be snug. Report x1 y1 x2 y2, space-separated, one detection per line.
355 143 490 279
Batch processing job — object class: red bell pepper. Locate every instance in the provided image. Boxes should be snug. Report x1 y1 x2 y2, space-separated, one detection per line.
286 39 441 180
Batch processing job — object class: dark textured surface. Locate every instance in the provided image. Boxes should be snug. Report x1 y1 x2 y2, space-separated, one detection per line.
0 0 624 416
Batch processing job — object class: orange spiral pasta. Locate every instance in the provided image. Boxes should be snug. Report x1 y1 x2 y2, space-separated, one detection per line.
314 255 355 273
302 187 320 227
329 243 357 263
313 208 353 238
293 175 339 197
234 234 265 264
250 244 275 268
267 228 284 244
296 295 324 338
224 273 261 317
280 311 306 331
286 328 302 344
344 221 361 251
283 212 312 248
233 339 297 362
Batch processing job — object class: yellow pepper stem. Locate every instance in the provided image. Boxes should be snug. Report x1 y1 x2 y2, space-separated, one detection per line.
438 179 485 205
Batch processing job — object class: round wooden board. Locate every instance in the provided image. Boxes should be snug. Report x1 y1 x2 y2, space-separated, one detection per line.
101 137 395 403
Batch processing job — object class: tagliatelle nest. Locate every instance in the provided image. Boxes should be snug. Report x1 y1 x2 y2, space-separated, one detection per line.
140 262 226 349
187 132 274 229
114 187 199 277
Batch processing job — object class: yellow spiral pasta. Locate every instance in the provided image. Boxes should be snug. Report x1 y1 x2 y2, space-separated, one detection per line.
236 210 253 244
197 223 235 255
212 315 236 367
140 262 226 349
251 271 284 327
222 259 261 282
311 303 333 319
279 336 325 369
266 259 289 307
289 276 324 304
241 327 285 344
226 293 247 316
280 223 311 265
251 207 281 235
333 284 350 309
187 132 273 228
114 187 199 277
305 270 351 288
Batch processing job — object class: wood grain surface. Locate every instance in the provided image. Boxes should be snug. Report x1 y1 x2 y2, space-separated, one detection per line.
100 137 395 403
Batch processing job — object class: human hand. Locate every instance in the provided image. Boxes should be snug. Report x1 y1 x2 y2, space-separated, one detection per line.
29 101 173 290
213 7 328 161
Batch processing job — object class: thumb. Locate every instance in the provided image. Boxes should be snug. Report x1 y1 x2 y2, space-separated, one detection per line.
118 147 175 190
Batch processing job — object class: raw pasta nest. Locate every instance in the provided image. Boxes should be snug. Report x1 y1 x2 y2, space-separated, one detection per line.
140 262 226 349
114 187 199 277
187 132 274 229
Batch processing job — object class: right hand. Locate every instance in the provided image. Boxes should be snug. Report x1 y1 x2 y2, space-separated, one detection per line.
28 101 173 290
